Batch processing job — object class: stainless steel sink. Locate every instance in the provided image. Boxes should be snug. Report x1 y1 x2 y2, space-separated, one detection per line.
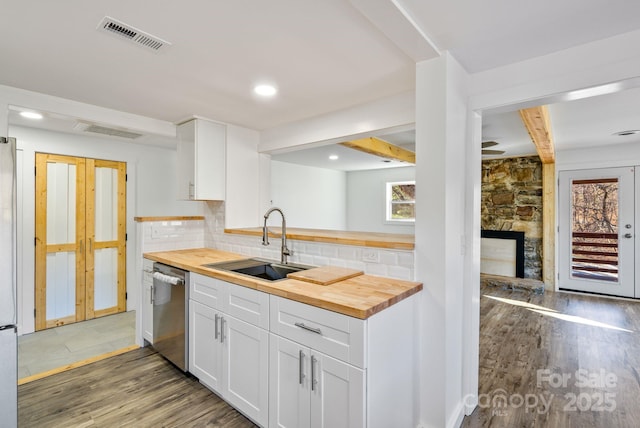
202 258 314 281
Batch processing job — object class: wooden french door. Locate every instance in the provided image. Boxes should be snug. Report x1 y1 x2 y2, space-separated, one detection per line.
34 153 127 330
558 167 636 298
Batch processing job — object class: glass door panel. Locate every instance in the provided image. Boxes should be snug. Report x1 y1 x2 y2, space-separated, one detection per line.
559 167 635 297
87 160 126 318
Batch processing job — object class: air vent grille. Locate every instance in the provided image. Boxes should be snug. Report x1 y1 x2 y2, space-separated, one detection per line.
74 122 143 139
97 16 170 52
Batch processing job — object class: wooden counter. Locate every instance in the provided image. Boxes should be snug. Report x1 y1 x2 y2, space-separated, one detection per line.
134 216 205 222
144 248 422 319
224 227 414 250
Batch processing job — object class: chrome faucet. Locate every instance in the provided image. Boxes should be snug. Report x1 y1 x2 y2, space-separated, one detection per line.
262 207 292 264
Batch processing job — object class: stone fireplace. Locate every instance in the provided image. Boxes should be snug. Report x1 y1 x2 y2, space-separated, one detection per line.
481 156 542 280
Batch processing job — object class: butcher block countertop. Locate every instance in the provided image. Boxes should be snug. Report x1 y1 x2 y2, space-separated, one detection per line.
144 248 422 319
224 227 415 250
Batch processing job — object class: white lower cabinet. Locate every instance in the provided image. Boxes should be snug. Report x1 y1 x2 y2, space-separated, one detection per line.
188 272 419 428
269 334 365 428
188 273 269 427
224 315 270 425
189 300 224 391
142 258 154 344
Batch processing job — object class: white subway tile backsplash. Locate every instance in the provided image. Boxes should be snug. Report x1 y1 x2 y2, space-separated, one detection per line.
379 251 398 266
397 252 414 267
321 245 339 258
139 204 416 288
387 265 413 280
312 256 330 266
365 263 388 277
304 244 322 256
297 254 315 265
345 260 367 272
328 258 347 268
338 246 360 260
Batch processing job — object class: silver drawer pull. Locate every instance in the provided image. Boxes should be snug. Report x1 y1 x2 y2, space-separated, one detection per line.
299 350 305 385
215 314 220 340
311 355 318 391
294 322 322 335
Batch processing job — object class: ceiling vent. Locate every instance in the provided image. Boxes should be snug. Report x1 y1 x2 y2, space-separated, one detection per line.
74 122 143 139
97 16 171 52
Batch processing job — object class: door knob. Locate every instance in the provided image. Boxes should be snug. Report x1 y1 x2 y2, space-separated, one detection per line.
624 233 633 238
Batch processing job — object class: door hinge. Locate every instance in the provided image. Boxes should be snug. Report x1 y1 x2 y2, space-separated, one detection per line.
34 309 36 318
34 166 37 176
125 292 128 300
125 233 128 241
125 174 128 182
34 237 37 246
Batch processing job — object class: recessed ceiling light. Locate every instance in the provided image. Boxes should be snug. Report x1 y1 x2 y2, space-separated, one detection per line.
329 155 339 160
613 130 640 136
20 111 43 120
254 84 277 97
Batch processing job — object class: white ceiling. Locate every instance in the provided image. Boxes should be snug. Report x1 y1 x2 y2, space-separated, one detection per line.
3 0 640 163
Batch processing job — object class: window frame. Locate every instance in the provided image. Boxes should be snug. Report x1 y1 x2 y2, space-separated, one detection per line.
385 180 416 224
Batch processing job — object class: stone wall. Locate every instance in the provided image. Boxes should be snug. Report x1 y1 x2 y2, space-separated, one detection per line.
481 156 542 279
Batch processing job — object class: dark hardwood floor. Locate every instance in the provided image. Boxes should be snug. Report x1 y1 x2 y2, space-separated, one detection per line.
463 285 640 428
18 346 257 427
19 286 640 427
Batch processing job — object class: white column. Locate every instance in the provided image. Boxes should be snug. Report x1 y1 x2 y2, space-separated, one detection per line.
415 52 474 428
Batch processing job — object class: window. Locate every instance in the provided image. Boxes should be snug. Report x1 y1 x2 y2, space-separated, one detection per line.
386 181 415 222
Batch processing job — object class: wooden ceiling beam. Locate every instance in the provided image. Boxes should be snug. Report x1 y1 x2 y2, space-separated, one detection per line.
518 105 555 164
340 137 415 164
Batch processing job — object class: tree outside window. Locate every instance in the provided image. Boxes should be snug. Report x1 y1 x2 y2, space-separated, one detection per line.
386 181 415 222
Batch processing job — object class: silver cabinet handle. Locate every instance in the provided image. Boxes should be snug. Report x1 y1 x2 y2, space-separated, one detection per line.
299 350 305 385
215 314 220 340
294 322 322 335
311 355 318 391
150 285 154 305
220 317 225 343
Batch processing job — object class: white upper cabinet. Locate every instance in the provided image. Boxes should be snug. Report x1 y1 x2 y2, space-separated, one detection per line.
176 118 226 200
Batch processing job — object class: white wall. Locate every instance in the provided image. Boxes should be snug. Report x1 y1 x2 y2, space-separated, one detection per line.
415 53 469 428
260 91 415 153
270 160 347 230
225 124 264 228
557 142 640 170
11 125 201 335
346 166 415 234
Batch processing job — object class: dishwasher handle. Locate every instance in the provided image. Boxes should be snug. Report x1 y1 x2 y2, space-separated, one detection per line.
153 271 184 286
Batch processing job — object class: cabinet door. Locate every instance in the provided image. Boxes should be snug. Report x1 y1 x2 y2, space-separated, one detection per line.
269 334 310 428
223 315 269 427
310 352 365 428
176 119 226 201
189 300 223 392
176 119 196 200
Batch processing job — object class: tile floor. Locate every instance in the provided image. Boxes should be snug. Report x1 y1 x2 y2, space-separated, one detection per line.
18 311 136 380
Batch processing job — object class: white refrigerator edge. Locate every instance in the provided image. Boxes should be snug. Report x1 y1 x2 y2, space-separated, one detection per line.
0 136 18 428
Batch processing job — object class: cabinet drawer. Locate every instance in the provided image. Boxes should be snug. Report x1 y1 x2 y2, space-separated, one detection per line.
190 273 226 310
225 284 269 330
270 296 365 368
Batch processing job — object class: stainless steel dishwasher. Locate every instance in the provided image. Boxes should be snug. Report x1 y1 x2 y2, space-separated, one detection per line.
152 262 189 371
